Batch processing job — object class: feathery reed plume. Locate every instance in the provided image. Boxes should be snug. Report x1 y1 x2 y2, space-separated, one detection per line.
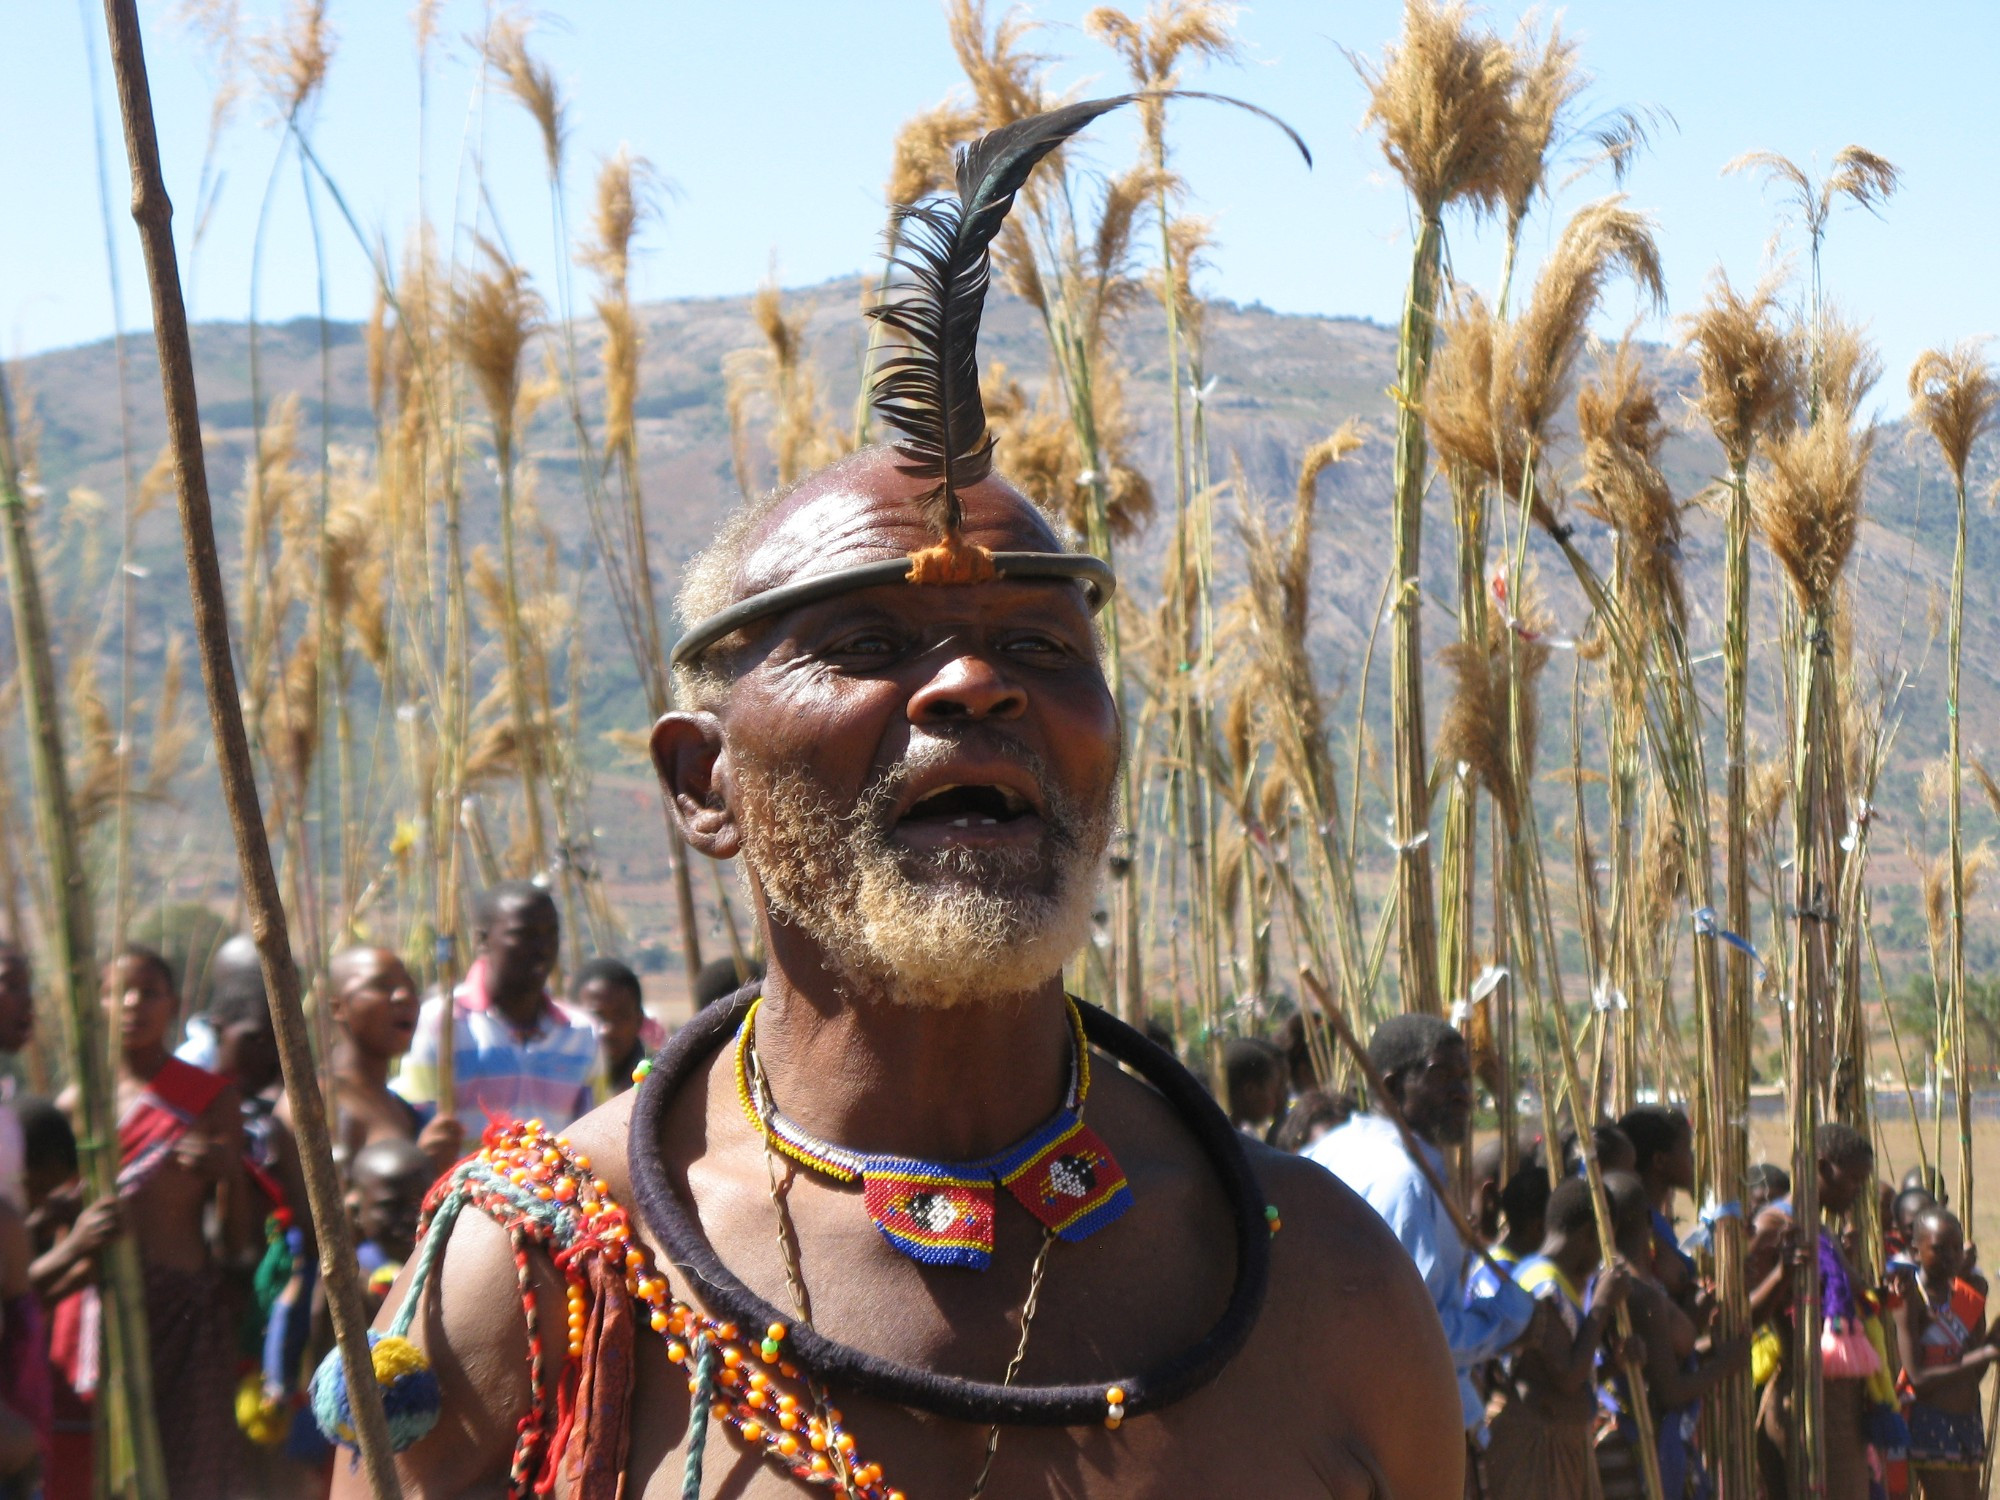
486 12 567 175
1507 196 1663 443
947 0 1051 132
581 146 651 293
887 99 985 208
1438 590 1552 833
457 242 543 471
1910 338 1996 1226
1682 270 1800 470
457 243 548 871
726 284 848 489
580 148 658 467
1577 342 1682 631
1427 287 1503 476
1726 145 1901 246
1815 310 1882 423
1909 341 1996 486
1428 199 1663 514
1236 423 1372 1027
1754 413 1873 608
250 0 331 119
1493 19 1582 294
1355 0 1518 219
411 0 441 59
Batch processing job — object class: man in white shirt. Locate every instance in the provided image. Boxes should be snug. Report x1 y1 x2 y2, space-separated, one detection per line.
1308 1013 1535 1452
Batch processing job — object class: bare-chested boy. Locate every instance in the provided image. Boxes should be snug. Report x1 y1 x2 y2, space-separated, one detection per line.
322 945 461 1174
1892 1205 1997 1497
59 947 246 1500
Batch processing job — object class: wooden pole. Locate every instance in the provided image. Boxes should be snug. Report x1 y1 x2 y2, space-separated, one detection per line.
96 5 399 1495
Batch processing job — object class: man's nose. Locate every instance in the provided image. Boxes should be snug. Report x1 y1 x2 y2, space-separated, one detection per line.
906 650 1028 722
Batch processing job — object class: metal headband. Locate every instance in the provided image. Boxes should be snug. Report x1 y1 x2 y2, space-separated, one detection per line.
669 550 1117 669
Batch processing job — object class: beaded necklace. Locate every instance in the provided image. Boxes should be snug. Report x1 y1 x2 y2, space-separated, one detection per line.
734 995 1132 1269
629 990 1278 1429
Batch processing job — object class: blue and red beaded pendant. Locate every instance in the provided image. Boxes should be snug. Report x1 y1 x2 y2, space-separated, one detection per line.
737 998 1132 1270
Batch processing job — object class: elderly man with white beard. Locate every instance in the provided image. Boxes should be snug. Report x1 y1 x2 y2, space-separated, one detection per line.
336 99 1457 1500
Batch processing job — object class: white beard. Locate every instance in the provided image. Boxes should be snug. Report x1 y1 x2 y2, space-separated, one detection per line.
731 735 1114 1009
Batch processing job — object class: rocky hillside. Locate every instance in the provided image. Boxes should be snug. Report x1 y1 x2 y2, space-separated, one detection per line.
9 277 1998 986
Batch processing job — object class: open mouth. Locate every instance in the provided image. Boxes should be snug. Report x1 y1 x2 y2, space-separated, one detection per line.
898 783 1037 829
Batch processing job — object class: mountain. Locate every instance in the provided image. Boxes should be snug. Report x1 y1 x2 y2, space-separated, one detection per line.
8 276 1996 992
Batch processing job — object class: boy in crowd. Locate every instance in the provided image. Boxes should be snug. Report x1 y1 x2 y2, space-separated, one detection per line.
1746 1161 1791 1216
1892 1205 1998 1497
57 948 247 1500
1223 1036 1286 1139
324 945 462 1174
350 1137 433 1315
1486 1174 1634 1500
569 956 660 1099
1619 1103 1698 1305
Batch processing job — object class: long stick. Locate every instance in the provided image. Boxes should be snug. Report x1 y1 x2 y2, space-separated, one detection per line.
96 6 400 1495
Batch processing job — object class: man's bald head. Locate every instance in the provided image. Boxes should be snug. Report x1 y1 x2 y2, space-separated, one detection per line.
674 446 1075 706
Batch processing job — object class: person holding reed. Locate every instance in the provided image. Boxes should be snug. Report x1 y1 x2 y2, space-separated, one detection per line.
320 945 463 1175
55 948 248 1500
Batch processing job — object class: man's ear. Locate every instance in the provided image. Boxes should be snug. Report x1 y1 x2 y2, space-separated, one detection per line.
651 710 740 859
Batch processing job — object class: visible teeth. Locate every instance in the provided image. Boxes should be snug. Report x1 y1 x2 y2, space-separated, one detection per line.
951 817 971 828
976 816 998 826
1000 789 1029 815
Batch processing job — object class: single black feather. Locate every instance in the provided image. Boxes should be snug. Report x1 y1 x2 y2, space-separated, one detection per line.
867 97 1130 541
866 92 1310 543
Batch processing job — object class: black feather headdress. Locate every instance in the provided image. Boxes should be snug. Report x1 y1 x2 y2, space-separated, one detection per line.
866 97 1132 577
865 92 1309 580
669 93 1307 668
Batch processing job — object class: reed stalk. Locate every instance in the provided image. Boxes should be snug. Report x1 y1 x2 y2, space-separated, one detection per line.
1907 342 1995 1225
0 358 168 1500
1357 1 1518 1013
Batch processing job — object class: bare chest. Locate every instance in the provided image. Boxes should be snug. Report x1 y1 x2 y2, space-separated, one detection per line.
607 1352 1366 1500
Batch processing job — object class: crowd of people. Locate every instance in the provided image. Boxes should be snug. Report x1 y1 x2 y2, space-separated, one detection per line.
0 881 754 1500
0 883 1991 1500
1234 1009 1997 1500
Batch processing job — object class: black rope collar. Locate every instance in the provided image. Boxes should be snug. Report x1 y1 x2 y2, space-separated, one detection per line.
627 987 1271 1427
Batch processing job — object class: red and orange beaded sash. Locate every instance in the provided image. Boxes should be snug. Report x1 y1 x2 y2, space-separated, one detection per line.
437 1122 902 1500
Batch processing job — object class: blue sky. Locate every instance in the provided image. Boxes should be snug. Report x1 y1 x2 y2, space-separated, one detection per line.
4 0 1995 410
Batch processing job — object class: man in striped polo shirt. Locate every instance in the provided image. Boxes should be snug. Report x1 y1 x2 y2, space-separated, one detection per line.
395 882 597 1132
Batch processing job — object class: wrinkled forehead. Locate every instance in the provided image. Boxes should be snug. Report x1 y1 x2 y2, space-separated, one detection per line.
734 479 1064 601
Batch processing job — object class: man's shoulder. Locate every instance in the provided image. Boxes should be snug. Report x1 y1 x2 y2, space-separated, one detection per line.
560 1090 639 1187
1247 1138 1442 1316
